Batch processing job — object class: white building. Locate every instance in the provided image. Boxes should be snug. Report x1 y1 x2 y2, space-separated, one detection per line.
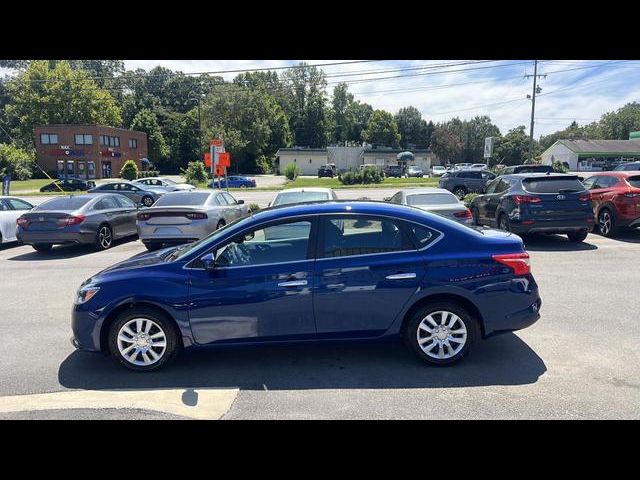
541 139 640 171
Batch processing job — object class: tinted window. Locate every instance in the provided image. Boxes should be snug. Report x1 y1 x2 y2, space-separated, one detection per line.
35 197 91 211
0 200 9 211
523 177 585 193
6 198 33 210
481 171 495 180
155 192 210 206
406 193 458 205
273 191 330 206
407 224 440 249
95 196 119 210
582 177 597 189
215 220 312 268
99 183 115 190
115 196 136 208
594 176 618 188
627 176 640 188
321 216 411 258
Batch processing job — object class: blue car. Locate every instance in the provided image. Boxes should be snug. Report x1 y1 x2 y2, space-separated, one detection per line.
209 176 256 189
71 201 541 371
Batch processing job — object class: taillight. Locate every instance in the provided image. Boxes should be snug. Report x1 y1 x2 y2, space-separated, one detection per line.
16 217 29 227
57 215 85 227
512 195 541 205
492 252 531 276
186 213 208 220
454 208 473 218
578 193 591 202
137 212 151 221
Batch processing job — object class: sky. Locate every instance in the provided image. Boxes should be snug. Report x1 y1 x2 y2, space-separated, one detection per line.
4 60 640 139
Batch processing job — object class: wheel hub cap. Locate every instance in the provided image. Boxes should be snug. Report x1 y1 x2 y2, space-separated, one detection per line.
117 318 167 366
416 311 468 360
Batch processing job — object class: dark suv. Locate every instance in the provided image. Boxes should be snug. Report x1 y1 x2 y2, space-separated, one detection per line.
318 164 337 178
438 169 496 199
470 173 594 242
384 165 403 178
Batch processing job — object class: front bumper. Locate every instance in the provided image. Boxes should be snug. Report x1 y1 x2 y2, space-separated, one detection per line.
71 305 104 352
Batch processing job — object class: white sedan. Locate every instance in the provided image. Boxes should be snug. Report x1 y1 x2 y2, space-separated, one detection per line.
0 196 35 244
388 188 474 225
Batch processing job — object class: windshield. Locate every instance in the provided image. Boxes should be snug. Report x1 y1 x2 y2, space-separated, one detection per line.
273 191 330 206
34 197 92 211
154 192 210 206
523 177 585 193
406 193 458 206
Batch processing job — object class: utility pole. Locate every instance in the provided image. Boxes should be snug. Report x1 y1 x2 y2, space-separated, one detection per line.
524 60 547 162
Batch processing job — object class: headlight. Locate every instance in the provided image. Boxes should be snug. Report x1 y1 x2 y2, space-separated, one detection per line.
75 285 100 305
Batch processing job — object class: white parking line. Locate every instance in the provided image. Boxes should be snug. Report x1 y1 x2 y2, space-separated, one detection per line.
0 388 239 420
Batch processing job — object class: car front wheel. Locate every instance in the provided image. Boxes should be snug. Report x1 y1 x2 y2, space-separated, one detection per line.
108 307 180 372
567 230 589 243
95 224 113 250
404 302 477 366
453 187 467 199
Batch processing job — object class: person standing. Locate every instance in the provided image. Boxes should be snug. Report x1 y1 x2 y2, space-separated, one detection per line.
1 169 10 196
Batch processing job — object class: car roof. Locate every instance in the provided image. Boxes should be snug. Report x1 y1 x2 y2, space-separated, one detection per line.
587 170 640 177
399 188 456 195
275 187 334 194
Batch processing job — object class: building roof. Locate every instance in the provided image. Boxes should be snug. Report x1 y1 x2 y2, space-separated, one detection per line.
276 148 329 154
34 124 146 135
551 139 640 156
276 146 433 155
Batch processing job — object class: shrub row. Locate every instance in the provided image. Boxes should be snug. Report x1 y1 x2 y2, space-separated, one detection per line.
338 168 385 185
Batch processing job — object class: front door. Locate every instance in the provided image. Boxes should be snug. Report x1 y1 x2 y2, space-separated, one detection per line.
188 218 318 344
102 161 112 178
313 215 425 336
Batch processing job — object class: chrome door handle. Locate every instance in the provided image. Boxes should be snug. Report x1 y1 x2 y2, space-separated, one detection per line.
385 273 417 280
278 280 308 287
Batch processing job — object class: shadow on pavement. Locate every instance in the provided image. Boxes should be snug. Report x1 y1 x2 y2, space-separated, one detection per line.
58 333 546 391
6 236 138 261
523 234 598 252
608 229 640 244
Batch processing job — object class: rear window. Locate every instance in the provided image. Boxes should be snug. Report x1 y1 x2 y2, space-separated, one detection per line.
35 197 91 211
154 192 210 206
627 176 640 188
522 177 585 194
406 193 458 206
273 191 330 206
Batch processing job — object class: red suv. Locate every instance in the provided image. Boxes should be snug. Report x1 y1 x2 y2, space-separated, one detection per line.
582 171 640 237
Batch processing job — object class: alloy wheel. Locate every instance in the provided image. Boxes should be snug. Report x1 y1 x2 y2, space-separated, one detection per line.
599 210 612 236
98 226 112 249
117 318 167 366
416 311 468 359
142 196 154 207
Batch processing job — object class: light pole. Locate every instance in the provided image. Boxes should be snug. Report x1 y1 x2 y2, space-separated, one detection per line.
189 95 203 158
524 60 547 162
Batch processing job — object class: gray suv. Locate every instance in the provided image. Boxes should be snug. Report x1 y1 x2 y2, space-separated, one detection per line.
438 169 496 199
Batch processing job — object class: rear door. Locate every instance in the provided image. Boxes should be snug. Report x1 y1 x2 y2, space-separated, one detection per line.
113 195 138 236
93 195 128 237
521 176 592 223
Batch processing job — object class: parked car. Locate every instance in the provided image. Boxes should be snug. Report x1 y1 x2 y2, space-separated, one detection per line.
470 173 594 242
0 196 34 244
613 161 640 171
16 194 139 252
430 165 447 177
388 188 473 225
208 176 257 189
405 165 425 178
500 164 554 174
439 169 496 199
40 178 96 192
133 177 196 192
581 172 640 237
359 164 381 171
71 200 541 372
137 190 250 251
471 164 488 170
453 163 473 171
384 165 403 178
269 187 338 207
88 181 165 207
318 164 337 178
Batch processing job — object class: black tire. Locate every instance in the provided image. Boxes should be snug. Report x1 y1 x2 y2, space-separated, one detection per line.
216 219 226 230
108 306 180 372
95 224 113 251
141 196 154 207
498 213 510 232
597 208 616 238
145 242 163 251
404 301 478 366
32 243 53 252
567 230 589 243
453 187 467 200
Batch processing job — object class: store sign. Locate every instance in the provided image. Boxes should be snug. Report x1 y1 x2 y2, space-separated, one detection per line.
47 149 85 157
100 150 122 157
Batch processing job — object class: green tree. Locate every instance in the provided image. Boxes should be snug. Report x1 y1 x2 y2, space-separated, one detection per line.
598 102 640 139
430 126 463 163
349 101 374 144
363 110 401 148
130 109 170 169
395 106 429 149
0 143 35 180
493 126 533 166
330 83 355 145
119 159 139 180
4 60 122 148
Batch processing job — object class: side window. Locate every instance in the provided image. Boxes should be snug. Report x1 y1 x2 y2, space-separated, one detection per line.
223 193 237 205
115 196 136 208
95 196 119 210
406 223 440 249
468 171 482 179
390 192 402 204
496 179 511 193
582 177 597 189
485 179 500 194
481 171 495 180
215 220 313 268
216 194 229 206
0 200 9 211
121 184 134 191
6 199 33 210
320 216 412 258
600 176 618 188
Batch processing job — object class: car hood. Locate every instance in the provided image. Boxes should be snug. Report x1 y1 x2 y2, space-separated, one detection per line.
92 246 175 280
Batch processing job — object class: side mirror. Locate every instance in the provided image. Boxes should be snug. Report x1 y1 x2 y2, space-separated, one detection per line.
201 252 216 271
237 200 245 204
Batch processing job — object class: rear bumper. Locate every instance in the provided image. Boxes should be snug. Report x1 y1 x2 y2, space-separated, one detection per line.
137 222 212 243
16 230 95 245
509 218 593 234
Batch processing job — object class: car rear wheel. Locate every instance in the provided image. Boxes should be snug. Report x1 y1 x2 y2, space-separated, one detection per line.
498 213 510 232
108 307 180 372
141 196 154 207
597 208 616 237
567 230 588 243
453 187 467 200
32 243 53 252
240 184 247 189
216 219 226 230
95 224 113 250
145 242 163 251
404 302 478 366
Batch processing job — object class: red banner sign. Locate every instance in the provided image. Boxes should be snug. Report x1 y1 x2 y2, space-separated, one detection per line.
204 152 231 168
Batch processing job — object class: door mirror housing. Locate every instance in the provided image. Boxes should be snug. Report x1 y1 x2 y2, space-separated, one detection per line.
201 252 216 271
237 199 245 204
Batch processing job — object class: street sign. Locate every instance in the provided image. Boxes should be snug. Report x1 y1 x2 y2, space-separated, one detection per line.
217 152 230 167
204 153 212 167
484 137 493 159
210 139 223 147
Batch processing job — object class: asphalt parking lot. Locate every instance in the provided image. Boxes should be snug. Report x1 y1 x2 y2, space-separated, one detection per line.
0 224 639 419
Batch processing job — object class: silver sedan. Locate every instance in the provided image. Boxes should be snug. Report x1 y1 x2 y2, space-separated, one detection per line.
388 188 474 225
136 190 250 251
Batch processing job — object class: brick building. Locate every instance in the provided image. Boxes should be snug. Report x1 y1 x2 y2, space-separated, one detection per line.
34 124 148 179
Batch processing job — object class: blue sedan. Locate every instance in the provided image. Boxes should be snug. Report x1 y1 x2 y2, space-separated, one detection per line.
209 176 256 189
71 201 541 371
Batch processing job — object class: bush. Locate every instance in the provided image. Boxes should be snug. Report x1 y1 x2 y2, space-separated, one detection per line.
552 161 569 173
248 203 261 212
120 160 139 181
255 155 272 174
182 161 209 186
284 163 301 180
0 143 36 180
137 170 160 179
338 168 385 185
463 192 479 207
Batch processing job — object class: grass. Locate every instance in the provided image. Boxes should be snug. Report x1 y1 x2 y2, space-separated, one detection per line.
7 178 53 193
282 176 439 190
